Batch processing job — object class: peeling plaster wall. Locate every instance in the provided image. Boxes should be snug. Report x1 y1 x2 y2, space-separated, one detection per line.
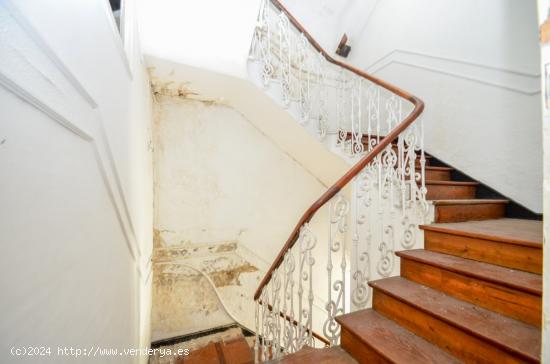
145 56 349 188
151 231 260 340
151 93 328 340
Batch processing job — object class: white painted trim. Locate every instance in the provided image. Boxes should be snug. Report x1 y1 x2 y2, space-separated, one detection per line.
144 255 153 284
95 112 143 257
91 142 140 264
365 49 541 95
0 72 93 141
0 4 144 270
375 60 541 95
144 266 153 284
367 49 540 78
99 0 133 79
0 73 142 272
3 0 98 109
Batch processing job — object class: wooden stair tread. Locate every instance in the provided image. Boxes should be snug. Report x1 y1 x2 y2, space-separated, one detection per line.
177 335 253 364
396 249 542 295
424 166 453 171
221 337 255 364
431 199 508 223
398 249 542 326
177 341 222 364
369 277 541 362
431 199 509 205
420 218 542 248
425 180 478 186
336 310 462 364
267 346 358 364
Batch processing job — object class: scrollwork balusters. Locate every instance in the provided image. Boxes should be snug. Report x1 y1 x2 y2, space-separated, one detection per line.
251 2 428 361
323 194 349 345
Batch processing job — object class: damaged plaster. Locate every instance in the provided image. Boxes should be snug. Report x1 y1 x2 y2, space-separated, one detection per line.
153 229 258 288
148 67 227 106
151 227 261 341
150 83 327 341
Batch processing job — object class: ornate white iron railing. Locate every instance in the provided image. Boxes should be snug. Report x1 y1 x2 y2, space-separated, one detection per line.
249 0 427 361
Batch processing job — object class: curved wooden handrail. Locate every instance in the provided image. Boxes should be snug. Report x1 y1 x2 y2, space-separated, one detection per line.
254 0 425 301
259 300 331 346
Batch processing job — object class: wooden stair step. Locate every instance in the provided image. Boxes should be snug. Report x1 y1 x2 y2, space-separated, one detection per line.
397 249 542 326
221 336 255 364
370 277 540 363
397 249 542 295
178 336 253 364
425 181 478 200
266 346 358 364
421 219 542 273
336 309 462 364
424 166 452 181
403 166 451 182
432 199 508 223
178 341 220 364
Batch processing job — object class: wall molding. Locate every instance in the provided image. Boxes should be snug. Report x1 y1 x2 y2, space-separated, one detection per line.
365 49 541 95
99 0 133 79
0 72 93 141
1 1 144 275
2 0 98 109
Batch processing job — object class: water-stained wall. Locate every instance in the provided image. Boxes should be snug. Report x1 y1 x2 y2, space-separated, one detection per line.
150 83 327 341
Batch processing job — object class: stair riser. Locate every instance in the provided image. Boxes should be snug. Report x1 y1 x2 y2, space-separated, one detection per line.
434 203 506 223
341 328 391 364
372 290 535 364
424 170 451 181
406 169 450 182
400 258 542 327
424 230 542 274
426 185 476 200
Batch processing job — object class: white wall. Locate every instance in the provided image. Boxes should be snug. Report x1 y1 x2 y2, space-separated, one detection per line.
280 0 351 54
139 0 259 80
537 1 550 361
285 0 543 213
0 0 152 363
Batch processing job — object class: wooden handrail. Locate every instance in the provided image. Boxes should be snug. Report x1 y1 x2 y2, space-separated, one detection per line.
254 0 424 301
259 300 331 346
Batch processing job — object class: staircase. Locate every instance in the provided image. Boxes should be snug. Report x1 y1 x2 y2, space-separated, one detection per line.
268 148 543 363
247 1 542 363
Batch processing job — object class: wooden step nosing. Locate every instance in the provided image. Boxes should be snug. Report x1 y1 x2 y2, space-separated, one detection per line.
425 180 479 186
337 311 460 364
419 224 542 248
431 199 509 206
340 325 393 363
424 166 453 171
338 314 400 360
369 279 540 362
396 250 542 296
